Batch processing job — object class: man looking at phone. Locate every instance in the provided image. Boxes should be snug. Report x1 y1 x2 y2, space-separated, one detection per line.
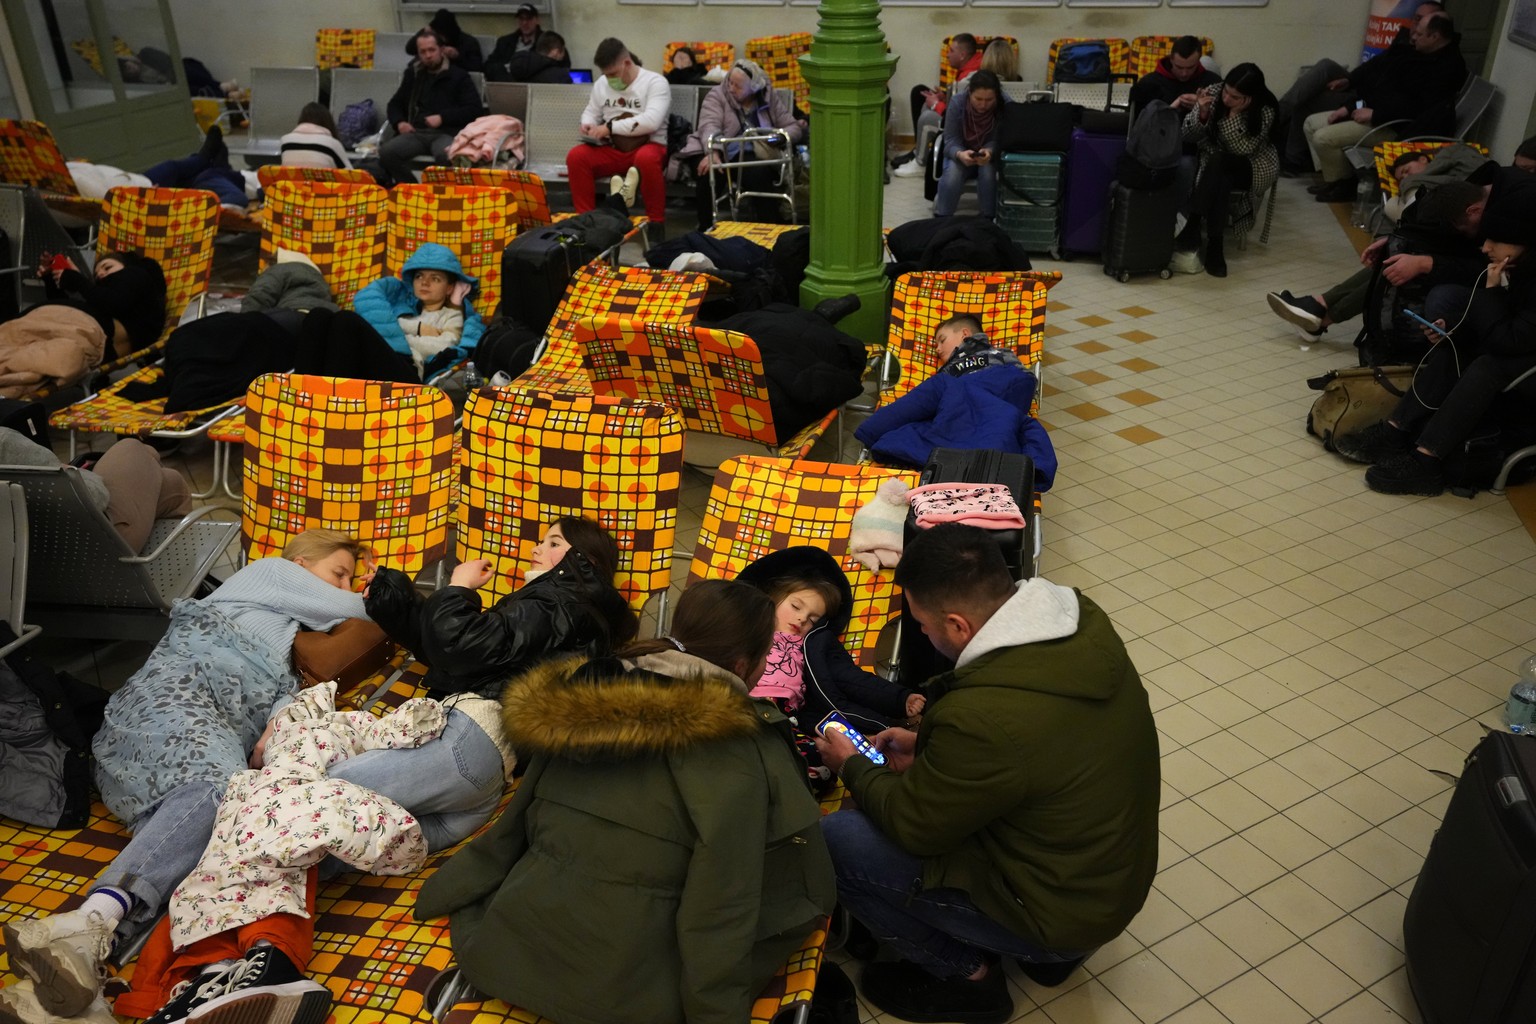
1334 171 1536 496
933 71 1006 219
815 524 1159 1024
1128 35 1220 115
894 33 981 175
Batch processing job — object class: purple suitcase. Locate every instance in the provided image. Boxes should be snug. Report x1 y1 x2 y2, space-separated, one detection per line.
1062 128 1127 258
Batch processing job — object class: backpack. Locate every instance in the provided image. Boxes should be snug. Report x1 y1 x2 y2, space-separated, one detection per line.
1116 100 1182 190
665 114 692 158
337 98 380 148
1305 364 1414 452
1054 41 1111 84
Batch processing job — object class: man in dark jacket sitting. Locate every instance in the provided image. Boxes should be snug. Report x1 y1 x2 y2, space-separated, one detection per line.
380 29 486 185
485 31 571 84
1128 35 1220 115
1303 11 1468 201
816 524 1160 1024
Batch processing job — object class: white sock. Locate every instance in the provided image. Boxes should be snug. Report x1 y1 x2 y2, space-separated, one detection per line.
80 887 131 925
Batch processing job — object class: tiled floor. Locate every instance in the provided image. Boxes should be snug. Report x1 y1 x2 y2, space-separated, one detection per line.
35 168 1536 1023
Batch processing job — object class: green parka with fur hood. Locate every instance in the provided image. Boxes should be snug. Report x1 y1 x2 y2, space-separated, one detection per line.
414 650 836 1024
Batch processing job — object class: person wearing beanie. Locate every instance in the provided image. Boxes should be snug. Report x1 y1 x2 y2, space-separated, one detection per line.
1332 169 1536 496
405 7 484 71
39 251 168 357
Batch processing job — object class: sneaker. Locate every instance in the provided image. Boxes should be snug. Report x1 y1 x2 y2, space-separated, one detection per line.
1 908 114 1016
1297 324 1326 348
0 978 117 1024
1366 450 1446 496
860 960 1013 1024
1333 420 1412 464
621 166 641 208
145 962 241 1024
185 946 331 1024
608 174 625 203
893 160 925 178
1266 290 1326 333
890 150 916 168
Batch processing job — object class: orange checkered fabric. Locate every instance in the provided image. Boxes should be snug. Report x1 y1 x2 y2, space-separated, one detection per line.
746 33 812 111
71 36 134 77
421 166 550 232
576 316 781 446
1374 140 1488 197
663 41 735 73
1128 36 1215 79
516 264 710 394
1045 37 1131 84
458 388 684 611
706 220 801 248
316 28 376 70
260 180 389 308
256 166 378 189
883 272 1047 413
0 120 82 196
690 456 919 669
938 35 1018 92
387 183 519 317
241 373 456 576
49 363 237 435
99 187 221 337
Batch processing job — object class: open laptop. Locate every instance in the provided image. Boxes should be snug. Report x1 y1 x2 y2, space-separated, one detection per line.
569 69 593 84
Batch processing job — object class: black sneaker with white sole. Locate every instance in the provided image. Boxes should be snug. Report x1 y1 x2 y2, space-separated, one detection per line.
145 962 241 1024
1266 290 1326 333
185 945 331 1024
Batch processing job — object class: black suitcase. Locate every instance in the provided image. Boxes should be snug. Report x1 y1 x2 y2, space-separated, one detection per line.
497 227 595 334
896 447 1035 688
1102 182 1177 283
1403 731 1536 1024
0 398 50 450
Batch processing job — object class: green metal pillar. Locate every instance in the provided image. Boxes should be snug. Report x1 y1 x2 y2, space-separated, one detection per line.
797 0 895 345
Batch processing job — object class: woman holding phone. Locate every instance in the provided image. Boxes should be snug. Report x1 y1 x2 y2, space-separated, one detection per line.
934 70 1007 220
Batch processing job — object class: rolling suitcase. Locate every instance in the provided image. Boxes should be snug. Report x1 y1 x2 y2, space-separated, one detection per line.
1102 182 1177 282
997 153 1063 259
1062 128 1127 258
896 447 1035 689
497 227 594 334
1403 731 1536 1024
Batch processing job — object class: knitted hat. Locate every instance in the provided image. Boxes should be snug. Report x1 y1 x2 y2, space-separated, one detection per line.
1483 171 1536 247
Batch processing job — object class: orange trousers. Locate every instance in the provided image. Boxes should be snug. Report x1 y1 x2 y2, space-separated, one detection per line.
115 868 318 1019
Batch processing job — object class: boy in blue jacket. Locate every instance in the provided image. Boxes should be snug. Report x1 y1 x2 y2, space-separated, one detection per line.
855 314 1057 490
352 243 485 381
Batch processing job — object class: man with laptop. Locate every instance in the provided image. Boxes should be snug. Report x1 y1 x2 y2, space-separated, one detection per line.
566 37 671 230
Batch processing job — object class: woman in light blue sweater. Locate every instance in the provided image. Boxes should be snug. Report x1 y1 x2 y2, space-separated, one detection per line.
2 529 368 1020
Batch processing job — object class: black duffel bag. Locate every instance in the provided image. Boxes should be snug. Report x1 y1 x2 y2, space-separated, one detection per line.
998 100 1075 154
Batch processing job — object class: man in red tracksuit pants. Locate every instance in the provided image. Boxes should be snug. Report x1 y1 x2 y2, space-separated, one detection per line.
566 37 671 229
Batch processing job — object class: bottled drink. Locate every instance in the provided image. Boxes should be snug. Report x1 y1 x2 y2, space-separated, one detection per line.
1351 180 1374 230
1507 654 1536 728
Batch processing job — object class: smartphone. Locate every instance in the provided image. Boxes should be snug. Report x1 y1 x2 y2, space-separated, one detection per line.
1402 308 1451 339
817 711 887 766
49 253 71 272
1354 100 1364 110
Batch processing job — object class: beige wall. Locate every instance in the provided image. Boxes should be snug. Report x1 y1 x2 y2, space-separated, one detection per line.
166 0 1530 146
1486 0 1536 156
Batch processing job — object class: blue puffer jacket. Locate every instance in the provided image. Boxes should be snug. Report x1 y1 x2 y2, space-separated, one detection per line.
854 365 1058 491
352 243 485 375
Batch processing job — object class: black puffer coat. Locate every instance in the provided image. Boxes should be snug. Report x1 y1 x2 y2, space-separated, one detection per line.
736 546 917 733
366 550 632 700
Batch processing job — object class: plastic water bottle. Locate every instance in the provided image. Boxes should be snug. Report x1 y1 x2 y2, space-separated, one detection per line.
796 145 809 167
1507 654 1536 730
1350 180 1374 230
462 361 484 391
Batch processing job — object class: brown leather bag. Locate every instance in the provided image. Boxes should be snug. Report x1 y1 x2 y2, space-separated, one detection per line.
1306 364 1415 451
609 113 648 153
292 618 393 694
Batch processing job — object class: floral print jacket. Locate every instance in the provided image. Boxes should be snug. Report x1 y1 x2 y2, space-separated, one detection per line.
168 683 444 949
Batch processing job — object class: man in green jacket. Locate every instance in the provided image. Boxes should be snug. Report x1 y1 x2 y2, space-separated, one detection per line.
817 524 1160 1024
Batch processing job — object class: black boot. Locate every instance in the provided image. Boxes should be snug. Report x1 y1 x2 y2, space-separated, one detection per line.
1205 231 1227 278
812 293 861 325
